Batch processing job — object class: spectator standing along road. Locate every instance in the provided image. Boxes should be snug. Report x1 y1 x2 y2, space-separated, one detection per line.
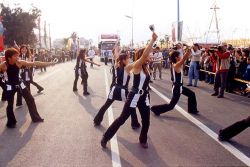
187 43 201 87
104 50 109 65
153 47 163 80
88 48 96 68
211 44 230 98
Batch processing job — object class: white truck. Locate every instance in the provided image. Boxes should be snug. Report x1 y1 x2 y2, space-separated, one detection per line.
98 34 119 62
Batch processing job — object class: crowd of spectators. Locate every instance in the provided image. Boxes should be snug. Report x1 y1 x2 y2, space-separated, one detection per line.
151 43 250 98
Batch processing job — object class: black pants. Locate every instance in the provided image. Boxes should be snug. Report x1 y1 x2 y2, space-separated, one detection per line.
214 71 228 96
151 86 198 115
219 116 250 140
104 57 108 65
73 69 88 93
90 58 93 67
103 93 150 144
94 99 139 126
6 86 43 126
40 67 46 72
16 81 32 106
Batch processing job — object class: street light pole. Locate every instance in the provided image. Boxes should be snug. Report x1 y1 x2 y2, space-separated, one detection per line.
125 15 134 49
132 16 134 50
177 0 180 41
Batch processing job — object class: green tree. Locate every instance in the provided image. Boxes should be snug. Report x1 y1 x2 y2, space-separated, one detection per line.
0 3 41 47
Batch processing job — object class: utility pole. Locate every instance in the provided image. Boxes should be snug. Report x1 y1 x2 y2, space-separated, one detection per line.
206 2 220 44
177 0 180 41
38 17 41 49
49 23 51 50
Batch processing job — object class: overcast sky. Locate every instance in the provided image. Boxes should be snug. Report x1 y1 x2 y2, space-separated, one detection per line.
3 0 250 45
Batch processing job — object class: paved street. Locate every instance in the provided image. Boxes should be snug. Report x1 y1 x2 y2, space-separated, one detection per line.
0 60 249 167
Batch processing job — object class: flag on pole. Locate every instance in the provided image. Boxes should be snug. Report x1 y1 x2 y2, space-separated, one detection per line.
172 23 176 42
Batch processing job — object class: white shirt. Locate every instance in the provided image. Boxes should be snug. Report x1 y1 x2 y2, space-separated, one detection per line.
177 49 184 58
153 52 163 63
191 49 201 62
88 49 95 58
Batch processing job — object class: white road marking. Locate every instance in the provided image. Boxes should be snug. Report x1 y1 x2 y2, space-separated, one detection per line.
104 68 122 167
150 85 250 167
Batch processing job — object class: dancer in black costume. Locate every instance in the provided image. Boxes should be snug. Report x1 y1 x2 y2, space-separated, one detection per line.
218 87 250 141
0 48 57 128
101 32 158 149
16 45 44 106
73 49 100 96
218 116 250 141
94 42 140 129
151 49 199 116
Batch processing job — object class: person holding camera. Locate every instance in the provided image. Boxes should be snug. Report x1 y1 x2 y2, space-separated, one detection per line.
187 43 201 87
211 43 230 98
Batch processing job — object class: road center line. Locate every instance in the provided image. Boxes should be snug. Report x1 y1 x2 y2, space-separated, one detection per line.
150 85 250 167
104 68 122 167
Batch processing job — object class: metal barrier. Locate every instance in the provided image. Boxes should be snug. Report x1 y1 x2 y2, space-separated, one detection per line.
185 65 250 84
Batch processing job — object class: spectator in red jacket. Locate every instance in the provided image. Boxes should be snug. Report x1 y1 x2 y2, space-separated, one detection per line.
211 43 230 98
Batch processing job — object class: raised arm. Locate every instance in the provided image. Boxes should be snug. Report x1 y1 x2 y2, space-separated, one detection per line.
174 49 192 70
134 33 158 67
113 41 120 68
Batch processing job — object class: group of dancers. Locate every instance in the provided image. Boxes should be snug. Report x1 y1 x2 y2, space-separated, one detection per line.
0 31 247 148
90 32 199 149
0 46 56 128
92 31 248 149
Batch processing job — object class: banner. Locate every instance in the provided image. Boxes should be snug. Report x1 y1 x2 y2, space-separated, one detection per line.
178 21 183 42
172 23 176 42
0 16 4 52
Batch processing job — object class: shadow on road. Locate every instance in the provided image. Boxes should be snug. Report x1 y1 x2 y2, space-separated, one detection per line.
117 136 170 167
0 123 38 166
73 91 97 118
102 146 134 167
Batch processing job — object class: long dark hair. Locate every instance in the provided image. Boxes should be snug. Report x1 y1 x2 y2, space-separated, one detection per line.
20 45 31 59
169 51 180 64
116 53 128 68
134 48 149 75
79 49 86 59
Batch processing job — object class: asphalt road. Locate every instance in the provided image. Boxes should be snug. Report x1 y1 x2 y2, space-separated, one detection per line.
0 60 249 167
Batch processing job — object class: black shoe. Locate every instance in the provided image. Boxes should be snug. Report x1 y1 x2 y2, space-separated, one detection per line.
73 88 78 92
218 130 228 141
151 107 160 116
6 124 16 129
188 110 199 115
94 120 101 126
131 123 141 130
187 84 192 87
217 95 224 98
37 87 44 93
33 118 44 123
211 93 218 96
140 142 148 149
83 92 90 96
101 137 107 148
149 80 153 83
